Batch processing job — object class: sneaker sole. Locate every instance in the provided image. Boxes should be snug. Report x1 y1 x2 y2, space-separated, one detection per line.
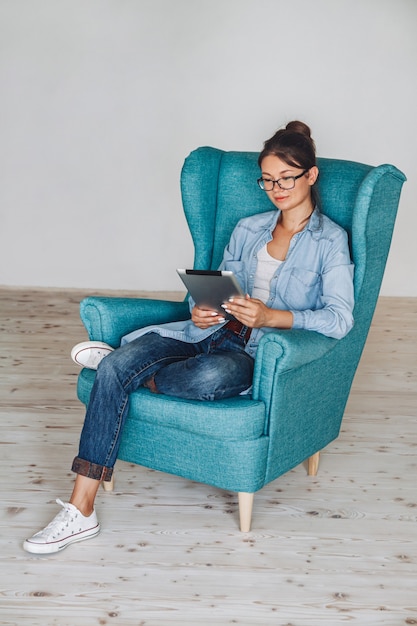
23 524 100 554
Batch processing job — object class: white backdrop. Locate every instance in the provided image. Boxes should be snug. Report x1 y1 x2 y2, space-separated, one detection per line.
0 0 415 295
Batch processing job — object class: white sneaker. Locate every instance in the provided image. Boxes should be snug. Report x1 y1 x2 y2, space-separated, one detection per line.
71 341 114 369
23 499 100 554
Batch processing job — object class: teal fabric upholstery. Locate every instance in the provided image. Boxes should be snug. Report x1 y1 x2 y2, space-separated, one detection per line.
76 148 406 515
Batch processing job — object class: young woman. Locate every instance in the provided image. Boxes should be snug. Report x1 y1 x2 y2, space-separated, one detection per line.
23 121 354 554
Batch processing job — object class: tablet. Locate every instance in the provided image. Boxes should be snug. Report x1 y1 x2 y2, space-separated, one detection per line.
177 269 244 315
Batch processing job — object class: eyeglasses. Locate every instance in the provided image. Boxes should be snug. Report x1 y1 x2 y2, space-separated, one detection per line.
257 169 309 191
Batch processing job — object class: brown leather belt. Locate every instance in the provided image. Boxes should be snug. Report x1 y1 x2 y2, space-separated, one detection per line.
224 319 251 343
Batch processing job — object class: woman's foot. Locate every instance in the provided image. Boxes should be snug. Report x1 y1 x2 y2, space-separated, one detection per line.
23 499 100 554
71 341 114 369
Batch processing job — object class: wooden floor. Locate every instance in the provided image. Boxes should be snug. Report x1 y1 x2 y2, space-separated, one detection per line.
0 287 416 626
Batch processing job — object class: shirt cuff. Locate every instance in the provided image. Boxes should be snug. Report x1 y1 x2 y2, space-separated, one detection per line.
291 310 306 330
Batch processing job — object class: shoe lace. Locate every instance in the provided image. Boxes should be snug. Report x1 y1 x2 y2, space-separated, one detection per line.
40 499 80 540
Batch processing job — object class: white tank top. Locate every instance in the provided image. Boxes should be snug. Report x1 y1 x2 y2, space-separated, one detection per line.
252 244 283 303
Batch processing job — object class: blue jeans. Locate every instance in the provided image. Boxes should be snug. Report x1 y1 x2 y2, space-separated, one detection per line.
71 328 254 481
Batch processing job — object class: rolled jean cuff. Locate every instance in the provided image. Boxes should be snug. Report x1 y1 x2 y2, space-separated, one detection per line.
71 456 113 482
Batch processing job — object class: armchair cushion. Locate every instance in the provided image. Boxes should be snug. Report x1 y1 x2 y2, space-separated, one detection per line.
78 368 266 441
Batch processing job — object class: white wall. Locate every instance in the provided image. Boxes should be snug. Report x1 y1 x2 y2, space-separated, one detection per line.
0 0 415 295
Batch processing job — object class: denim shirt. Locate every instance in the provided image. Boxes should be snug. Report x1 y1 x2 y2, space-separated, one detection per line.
122 208 354 359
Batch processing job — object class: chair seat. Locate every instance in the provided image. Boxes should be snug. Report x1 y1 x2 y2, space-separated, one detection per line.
78 369 266 441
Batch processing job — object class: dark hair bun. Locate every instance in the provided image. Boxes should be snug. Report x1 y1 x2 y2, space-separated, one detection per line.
285 120 312 139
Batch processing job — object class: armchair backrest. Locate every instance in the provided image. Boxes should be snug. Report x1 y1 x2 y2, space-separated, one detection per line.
181 148 406 352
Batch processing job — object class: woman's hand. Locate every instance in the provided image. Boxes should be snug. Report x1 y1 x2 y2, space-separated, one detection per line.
191 305 226 329
222 295 293 329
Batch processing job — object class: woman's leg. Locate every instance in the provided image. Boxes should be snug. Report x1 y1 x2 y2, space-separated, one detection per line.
73 333 199 478
153 329 254 400
23 334 199 554
23 330 253 553
154 350 254 400
69 474 101 516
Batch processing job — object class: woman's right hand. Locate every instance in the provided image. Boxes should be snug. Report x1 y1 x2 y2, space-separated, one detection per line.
191 306 226 329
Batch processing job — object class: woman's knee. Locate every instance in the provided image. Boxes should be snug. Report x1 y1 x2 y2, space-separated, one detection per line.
154 353 253 401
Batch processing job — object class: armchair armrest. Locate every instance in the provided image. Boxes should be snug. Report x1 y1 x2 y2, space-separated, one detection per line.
252 329 337 404
252 329 352 484
80 297 191 346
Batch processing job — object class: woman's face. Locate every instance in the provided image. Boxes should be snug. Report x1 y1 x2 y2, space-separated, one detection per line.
260 155 318 214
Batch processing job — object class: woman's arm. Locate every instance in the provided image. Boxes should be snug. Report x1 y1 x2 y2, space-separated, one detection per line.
223 225 354 340
290 229 354 339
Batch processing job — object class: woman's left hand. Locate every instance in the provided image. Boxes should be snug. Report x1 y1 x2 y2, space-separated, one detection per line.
222 294 294 330
222 295 272 328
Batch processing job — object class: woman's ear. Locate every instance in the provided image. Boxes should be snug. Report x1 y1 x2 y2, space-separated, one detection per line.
308 166 319 186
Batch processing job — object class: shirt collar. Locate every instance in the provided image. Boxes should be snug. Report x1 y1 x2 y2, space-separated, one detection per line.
307 207 323 233
271 206 323 234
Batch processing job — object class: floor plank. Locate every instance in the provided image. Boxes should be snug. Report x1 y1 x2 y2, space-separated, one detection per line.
0 288 416 625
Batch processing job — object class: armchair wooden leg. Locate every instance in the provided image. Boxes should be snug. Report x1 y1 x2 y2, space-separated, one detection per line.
307 451 320 476
238 492 254 532
102 474 115 492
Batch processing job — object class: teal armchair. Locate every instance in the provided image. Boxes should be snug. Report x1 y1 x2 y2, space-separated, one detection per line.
76 148 406 531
